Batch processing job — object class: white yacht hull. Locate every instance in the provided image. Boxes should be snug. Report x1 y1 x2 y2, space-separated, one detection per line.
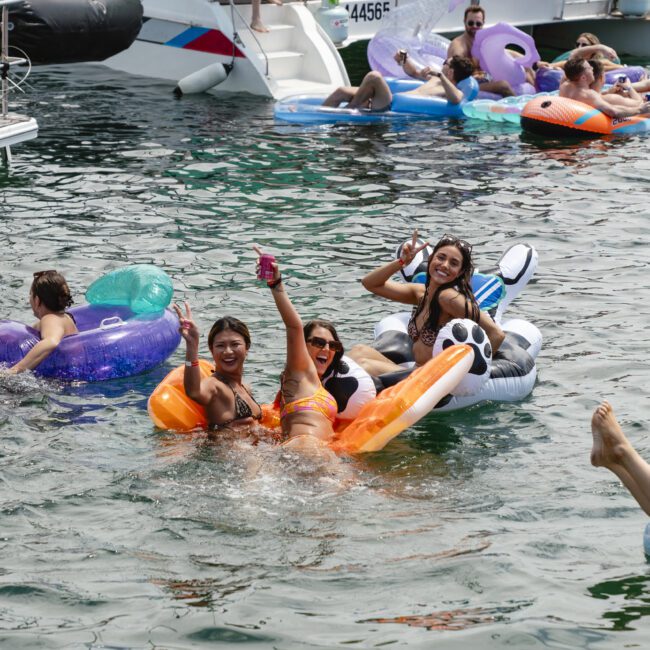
103 0 350 98
100 0 650 98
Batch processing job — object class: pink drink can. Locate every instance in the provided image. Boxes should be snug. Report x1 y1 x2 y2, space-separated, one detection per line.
257 254 276 281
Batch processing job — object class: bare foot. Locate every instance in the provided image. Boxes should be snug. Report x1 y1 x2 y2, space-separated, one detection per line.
251 20 269 33
591 400 630 468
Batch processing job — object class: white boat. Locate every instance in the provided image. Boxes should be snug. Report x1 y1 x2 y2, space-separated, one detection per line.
99 0 650 99
0 0 37 164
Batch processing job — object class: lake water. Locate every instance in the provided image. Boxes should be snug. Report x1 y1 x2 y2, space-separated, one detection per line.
1 62 650 649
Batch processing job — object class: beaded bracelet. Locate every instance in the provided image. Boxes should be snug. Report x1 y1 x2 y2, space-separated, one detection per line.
268 276 282 289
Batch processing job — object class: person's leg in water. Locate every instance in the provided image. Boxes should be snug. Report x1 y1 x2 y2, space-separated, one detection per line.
591 400 650 516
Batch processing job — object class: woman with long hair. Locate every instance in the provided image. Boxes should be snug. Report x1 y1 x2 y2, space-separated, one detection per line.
256 248 344 444
349 231 505 376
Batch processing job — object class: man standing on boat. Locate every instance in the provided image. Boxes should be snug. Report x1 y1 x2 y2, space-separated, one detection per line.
447 5 532 98
321 55 474 111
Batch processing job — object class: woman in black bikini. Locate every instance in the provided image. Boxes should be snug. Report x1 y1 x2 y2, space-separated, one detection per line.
349 231 505 376
174 303 262 433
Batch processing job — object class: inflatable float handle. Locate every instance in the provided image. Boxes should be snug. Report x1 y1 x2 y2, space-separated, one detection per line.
100 316 124 330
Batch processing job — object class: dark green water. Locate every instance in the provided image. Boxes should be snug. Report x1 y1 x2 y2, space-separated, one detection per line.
1 62 650 648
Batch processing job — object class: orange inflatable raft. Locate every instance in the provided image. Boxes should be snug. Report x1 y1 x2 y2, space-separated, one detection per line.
520 96 650 137
147 345 474 454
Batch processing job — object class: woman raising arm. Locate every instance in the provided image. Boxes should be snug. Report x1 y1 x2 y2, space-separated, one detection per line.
256 247 343 444
349 232 505 376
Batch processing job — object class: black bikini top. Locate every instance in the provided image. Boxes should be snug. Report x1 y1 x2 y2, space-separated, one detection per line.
211 373 262 429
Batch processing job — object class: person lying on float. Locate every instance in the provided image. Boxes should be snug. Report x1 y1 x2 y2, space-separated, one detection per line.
559 56 650 119
588 59 645 112
322 54 473 112
537 34 622 72
5 270 78 375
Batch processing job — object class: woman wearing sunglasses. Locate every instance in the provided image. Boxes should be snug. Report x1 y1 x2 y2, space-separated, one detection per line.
5 270 78 374
349 232 505 376
256 248 343 444
537 33 621 72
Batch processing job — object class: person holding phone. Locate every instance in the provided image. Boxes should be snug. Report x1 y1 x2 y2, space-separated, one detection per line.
348 231 505 376
589 60 646 110
559 57 650 118
255 247 344 445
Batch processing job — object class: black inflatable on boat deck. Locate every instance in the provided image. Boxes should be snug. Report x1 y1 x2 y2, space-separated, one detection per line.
8 0 142 64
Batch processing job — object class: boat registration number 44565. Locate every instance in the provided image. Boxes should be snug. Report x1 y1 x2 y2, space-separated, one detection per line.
343 1 391 23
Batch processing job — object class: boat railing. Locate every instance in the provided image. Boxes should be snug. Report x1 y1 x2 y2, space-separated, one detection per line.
1 0 28 118
227 0 270 77
554 0 614 19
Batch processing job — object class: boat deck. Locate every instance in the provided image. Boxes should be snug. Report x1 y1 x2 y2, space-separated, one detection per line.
0 113 39 149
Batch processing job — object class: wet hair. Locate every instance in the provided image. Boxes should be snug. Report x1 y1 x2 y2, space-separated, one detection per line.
464 5 485 21
303 319 345 377
564 56 590 81
30 270 74 312
588 58 604 83
207 316 251 350
419 237 480 336
448 55 474 83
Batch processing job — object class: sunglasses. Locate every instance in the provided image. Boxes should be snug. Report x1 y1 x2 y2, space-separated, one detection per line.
306 336 343 353
33 270 57 279
466 20 483 27
438 234 473 254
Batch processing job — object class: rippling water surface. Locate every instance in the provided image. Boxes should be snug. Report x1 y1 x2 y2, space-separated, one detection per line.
2 63 650 649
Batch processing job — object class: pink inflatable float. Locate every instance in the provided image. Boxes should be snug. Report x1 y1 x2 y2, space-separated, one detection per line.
472 23 539 96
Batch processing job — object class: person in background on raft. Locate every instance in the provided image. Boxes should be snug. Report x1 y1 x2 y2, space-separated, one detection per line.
255 246 343 447
537 33 633 74
174 303 265 436
251 0 282 33
348 232 505 376
587 59 646 111
446 5 534 98
4 270 78 374
559 56 650 119
321 55 474 111
591 401 650 517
